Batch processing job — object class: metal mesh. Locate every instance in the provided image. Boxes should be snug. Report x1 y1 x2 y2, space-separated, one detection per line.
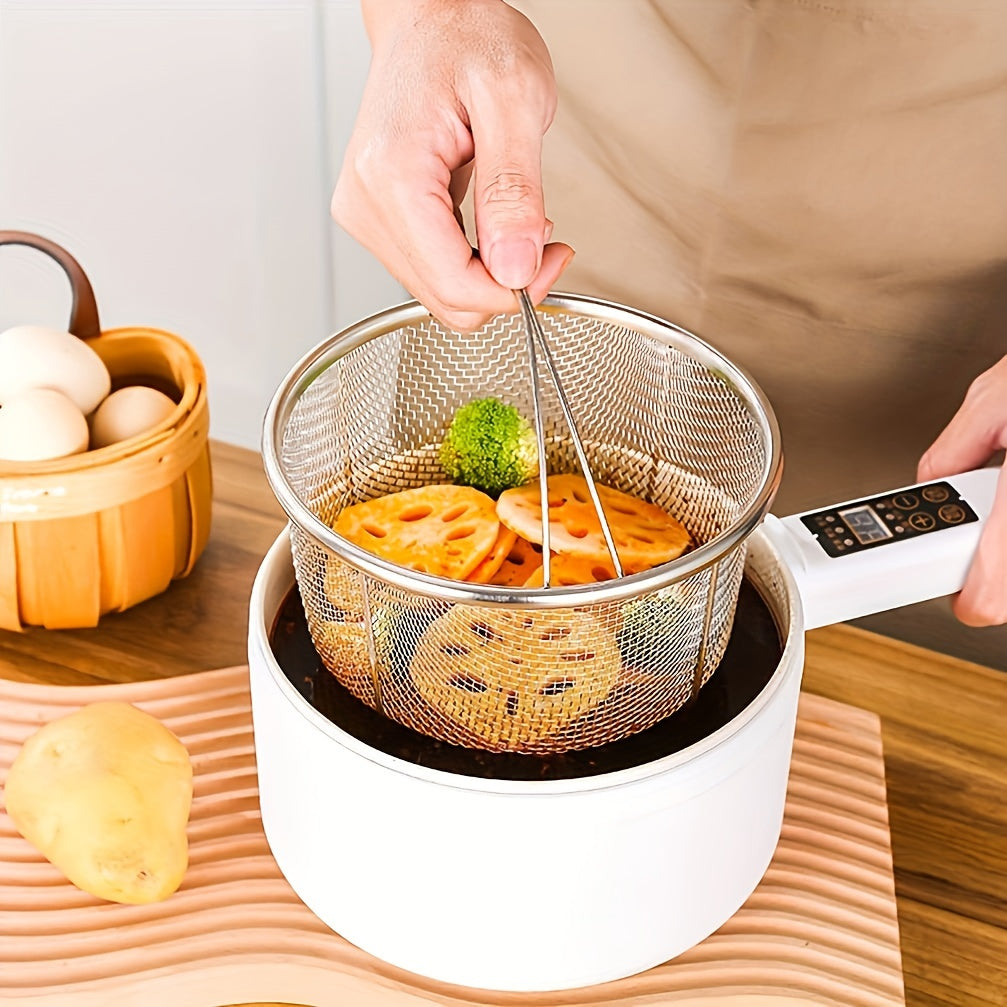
269 297 778 754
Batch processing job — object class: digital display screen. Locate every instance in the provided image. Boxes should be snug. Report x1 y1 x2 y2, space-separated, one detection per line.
839 505 893 545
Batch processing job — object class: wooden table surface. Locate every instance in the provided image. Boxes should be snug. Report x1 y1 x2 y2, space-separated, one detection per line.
1 442 1004 1007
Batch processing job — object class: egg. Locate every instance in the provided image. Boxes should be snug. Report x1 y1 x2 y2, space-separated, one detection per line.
0 388 90 462
89 385 177 449
0 325 111 414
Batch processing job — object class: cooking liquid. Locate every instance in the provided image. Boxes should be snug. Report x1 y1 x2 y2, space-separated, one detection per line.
269 577 783 781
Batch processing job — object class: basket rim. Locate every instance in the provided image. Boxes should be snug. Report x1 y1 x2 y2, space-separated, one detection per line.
262 293 784 608
0 325 206 476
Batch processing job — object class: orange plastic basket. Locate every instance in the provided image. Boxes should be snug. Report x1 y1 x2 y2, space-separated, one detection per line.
0 231 212 630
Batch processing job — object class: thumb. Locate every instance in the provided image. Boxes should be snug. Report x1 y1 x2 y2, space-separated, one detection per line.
471 115 547 290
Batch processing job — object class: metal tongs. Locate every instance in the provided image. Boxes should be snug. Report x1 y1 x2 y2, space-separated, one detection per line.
515 289 625 587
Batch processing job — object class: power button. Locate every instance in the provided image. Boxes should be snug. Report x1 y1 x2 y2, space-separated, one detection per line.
938 503 967 525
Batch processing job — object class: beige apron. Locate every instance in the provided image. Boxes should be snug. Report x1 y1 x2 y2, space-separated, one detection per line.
515 0 1007 667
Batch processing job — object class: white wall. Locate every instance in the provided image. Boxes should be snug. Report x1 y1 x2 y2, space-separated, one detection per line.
0 0 403 449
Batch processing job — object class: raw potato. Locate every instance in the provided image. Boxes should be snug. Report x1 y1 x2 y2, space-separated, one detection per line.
4 701 193 904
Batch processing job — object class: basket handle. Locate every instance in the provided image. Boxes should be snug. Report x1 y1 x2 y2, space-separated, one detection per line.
0 230 101 340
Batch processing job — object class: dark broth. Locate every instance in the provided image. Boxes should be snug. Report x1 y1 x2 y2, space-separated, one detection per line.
268 578 784 781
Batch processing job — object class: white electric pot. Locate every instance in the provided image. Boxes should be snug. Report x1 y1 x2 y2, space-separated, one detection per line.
247 466 997 993
248 527 803 993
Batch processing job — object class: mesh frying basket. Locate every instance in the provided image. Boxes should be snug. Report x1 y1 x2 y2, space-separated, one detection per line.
263 294 782 754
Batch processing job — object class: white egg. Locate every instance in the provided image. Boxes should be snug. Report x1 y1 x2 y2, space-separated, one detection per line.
88 385 177 449
0 325 111 414
0 388 90 462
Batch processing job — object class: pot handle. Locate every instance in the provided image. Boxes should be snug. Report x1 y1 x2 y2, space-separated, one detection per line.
0 230 101 340
761 467 999 630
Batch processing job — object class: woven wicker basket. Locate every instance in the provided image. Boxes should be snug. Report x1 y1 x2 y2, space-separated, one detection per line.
0 231 212 630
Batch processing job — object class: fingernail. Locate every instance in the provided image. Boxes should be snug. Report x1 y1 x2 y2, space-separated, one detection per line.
486 237 539 289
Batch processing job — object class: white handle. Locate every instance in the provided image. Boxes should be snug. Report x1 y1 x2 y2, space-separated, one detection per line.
761 468 999 630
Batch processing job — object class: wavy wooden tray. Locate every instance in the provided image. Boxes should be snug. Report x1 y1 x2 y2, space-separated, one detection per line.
0 667 904 1007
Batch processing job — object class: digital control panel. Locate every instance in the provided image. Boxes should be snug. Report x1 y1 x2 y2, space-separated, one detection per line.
799 481 979 558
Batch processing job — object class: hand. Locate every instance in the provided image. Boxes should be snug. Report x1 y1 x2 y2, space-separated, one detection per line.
332 0 575 332
918 355 1007 626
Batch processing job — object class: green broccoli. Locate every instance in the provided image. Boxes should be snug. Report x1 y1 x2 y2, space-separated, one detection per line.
439 397 539 497
617 591 689 674
370 600 442 683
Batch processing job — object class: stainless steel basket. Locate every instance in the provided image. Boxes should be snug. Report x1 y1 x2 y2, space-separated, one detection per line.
262 294 782 754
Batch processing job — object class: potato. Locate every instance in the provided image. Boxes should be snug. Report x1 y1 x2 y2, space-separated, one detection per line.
4 701 193 904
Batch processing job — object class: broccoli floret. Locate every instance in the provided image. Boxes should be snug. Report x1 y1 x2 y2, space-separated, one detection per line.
439 397 539 497
371 599 445 683
617 591 689 674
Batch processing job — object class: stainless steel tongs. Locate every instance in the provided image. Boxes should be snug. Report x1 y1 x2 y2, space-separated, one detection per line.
514 288 625 587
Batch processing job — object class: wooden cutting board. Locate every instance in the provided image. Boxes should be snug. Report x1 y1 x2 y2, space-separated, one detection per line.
0 667 905 1007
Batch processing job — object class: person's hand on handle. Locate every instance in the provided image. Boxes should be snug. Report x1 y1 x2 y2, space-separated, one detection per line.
918 355 1007 626
332 0 574 332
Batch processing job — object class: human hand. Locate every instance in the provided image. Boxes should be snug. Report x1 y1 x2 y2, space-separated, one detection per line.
917 355 1007 626
332 0 574 332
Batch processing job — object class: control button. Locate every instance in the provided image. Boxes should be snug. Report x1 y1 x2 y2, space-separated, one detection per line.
922 485 949 503
938 503 966 525
815 516 828 527
892 492 919 510
843 538 854 547
895 525 905 533
909 512 936 532
825 515 836 523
